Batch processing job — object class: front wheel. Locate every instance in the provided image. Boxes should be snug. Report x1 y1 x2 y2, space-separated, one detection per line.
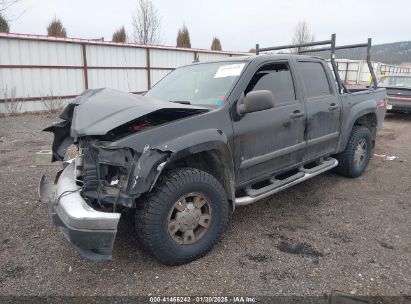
135 168 229 265
336 126 373 178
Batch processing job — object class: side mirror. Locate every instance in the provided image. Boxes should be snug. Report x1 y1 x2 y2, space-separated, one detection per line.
237 90 275 115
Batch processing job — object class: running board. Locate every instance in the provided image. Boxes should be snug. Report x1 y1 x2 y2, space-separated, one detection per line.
234 157 338 206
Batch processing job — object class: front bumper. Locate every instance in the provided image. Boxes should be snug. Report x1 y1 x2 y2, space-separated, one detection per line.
39 162 121 261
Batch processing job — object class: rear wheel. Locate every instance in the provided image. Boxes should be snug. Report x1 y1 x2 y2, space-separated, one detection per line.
336 126 373 178
135 168 229 265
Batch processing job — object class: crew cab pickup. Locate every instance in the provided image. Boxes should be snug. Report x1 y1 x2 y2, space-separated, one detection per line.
39 36 387 265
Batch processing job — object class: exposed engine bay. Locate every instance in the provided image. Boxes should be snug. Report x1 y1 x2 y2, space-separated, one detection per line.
44 88 209 210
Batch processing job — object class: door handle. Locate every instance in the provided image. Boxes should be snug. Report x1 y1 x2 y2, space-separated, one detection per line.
290 110 305 118
328 103 339 110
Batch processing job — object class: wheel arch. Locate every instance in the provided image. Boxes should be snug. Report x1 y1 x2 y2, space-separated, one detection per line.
338 100 378 152
153 129 236 211
168 149 235 208
353 112 377 146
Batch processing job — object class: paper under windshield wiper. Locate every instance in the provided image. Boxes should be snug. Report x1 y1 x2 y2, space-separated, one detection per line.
169 100 191 105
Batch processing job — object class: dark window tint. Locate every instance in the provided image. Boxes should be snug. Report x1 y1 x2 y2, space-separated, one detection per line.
300 61 331 98
246 63 296 104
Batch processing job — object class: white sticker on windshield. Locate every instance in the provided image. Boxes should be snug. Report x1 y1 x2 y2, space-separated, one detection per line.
214 63 245 78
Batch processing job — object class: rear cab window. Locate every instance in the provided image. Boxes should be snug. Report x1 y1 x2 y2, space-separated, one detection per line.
299 61 332 98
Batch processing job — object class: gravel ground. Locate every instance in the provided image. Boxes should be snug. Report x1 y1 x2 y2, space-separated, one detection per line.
0 112 410 298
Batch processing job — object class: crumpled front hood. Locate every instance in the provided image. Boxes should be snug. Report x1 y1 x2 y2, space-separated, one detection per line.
67 88 208 137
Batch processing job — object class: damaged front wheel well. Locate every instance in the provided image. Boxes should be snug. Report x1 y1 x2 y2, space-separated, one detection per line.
164 150 235 207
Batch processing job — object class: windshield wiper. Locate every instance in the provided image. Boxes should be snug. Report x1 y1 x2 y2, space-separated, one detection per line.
169 100 191 105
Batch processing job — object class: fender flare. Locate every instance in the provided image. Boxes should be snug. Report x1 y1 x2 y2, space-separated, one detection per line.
151 129 235 201
43 120 73 161
337 99 377 152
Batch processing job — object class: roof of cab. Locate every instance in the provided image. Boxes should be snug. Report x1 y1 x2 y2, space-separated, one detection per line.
188 53 326 66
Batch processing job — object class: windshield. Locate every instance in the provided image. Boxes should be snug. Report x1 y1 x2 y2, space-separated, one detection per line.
378 76 411 89
145 61 246 107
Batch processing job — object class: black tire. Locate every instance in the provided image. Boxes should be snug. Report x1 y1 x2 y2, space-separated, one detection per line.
336 126 373 178
135 168 229 265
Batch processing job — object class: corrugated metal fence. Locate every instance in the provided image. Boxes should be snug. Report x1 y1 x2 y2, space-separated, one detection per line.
2 33 411 113
0 33 247 113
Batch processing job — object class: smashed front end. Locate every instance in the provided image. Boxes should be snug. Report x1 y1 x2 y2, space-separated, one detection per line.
39 161 121 261
39 89 207 261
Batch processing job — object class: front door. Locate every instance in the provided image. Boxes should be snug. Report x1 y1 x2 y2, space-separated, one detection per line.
233 61 306 186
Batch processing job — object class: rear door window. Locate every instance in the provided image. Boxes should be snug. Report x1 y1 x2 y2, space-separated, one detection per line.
299 61 332 98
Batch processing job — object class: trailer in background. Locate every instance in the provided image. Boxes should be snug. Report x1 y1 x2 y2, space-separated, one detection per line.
328 59 411 87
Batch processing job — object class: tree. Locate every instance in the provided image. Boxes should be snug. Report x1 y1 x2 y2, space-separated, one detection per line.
249 48 256 53
211 37 222 51
0 0 21 18
47 17 67 37
0 0 19 11
176 24 191 48
132 0 161 44
291 21 315 53
0 0 24 26
0 13 9 32
112 26 127 43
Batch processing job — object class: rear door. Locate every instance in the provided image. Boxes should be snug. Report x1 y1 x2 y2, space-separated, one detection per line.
233 60 306 186
298 60 341 160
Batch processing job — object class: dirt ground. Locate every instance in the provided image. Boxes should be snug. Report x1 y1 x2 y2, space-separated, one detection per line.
0 112 410 298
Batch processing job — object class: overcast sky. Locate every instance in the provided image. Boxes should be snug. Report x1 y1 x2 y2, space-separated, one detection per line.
7 0 411 51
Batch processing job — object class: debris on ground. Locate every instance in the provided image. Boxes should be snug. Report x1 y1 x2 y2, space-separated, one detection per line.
0 113 410 296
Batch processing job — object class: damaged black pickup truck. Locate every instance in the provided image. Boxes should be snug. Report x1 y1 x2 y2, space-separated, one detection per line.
40 35 387 265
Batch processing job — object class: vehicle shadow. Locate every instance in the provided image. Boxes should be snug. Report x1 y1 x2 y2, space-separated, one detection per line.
384 112 411 122
113 211 158 265
112 170 342 266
